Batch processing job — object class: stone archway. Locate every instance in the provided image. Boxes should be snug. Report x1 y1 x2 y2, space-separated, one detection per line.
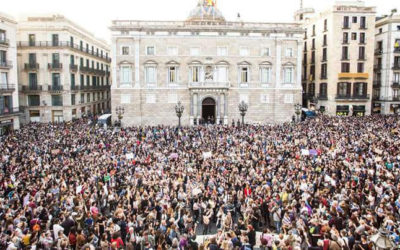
201 97 216 124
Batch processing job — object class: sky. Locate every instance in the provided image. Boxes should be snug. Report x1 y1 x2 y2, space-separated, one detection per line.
2 0 399 43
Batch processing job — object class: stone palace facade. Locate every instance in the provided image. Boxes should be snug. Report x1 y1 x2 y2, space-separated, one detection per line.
110 0 303 126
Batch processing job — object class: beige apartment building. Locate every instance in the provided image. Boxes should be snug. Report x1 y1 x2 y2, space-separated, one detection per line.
17 15 111 123
298 0 376 116
373 13 400 114
110 0 303 126
0 12 20 134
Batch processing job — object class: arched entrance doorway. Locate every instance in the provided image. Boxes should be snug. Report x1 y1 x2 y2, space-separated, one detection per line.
202 97 216 124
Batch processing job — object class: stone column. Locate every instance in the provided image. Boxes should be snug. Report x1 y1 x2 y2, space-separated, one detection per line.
296 40 302 89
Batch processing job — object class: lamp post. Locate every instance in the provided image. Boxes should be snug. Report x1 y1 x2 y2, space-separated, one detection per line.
294 103 302 122
115 106 125 127
175 101 184 128
370 229 394 250
238 101 248 126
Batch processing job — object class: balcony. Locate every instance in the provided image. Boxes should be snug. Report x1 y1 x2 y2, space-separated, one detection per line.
188 81 230 89
0 39 9 47
373 81 381 88
21 85 43 92
0 107 20 116
392 82 400 88
393 97 400 101
394 48 400 54
17 41 111 63
48 63 63 71
70 64 78 72
79 66 92 74
393 63 400 70
336 94 370 101
0 84 16 93
338 73 369 79
317 94 328 100
48 85 63 92
0 61 13 69
342 24 350 29
24 63 39 71
373 64 382 71
375 49 383 55
372 96 381 101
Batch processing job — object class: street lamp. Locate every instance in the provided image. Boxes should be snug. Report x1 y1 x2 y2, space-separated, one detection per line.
175 101 184 128
115 106 125 127
238 101 248 126
370 229 394 250
294 103 302 122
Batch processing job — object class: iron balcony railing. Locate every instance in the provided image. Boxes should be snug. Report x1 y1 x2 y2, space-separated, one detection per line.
48 85 64 92
17 41 111 62
70 64 78 71
24 63 39 71
0 60 13 69
0 107 20 116
373 81 381 88
374 64 382 71
0 84 16 92
336 94 370 100
393 63 400 70
0 39 9 46
317 94 328 100
22 85 43 92
48 63 63 70
188 81 230 88
392 82 400 88
375 49 383 55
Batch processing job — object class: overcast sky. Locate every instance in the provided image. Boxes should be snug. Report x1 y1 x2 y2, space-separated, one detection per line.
3 0 399 43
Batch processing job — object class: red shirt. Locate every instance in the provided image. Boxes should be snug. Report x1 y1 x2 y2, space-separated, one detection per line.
111 237 124 248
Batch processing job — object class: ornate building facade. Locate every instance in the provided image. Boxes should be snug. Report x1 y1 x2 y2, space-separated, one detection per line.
111 0 303 126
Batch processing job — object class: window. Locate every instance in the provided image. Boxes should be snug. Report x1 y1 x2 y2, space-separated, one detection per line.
167 47 178 56
261 48 270 56
145 66 157 85
360 16 366 29
312 39 315 49
70 36 74 46
322 48 327 61
80 75 84 86
80 93 84 103
217 47 227 56
321 64 327 79
190 66 201 82
190 47 200 56
51 95 63 106
320 83 327 97
71 74 75 87
285 48 293 57
260 94 270 104
52 53 60 64
87 93 90 102
351 33 357 40
29 53 36 64
341 63 350 73
338 82 351 96
283 67 294 83
357 63 364 73
168 94 178 104
324 19 328 31
168 66 178 83
397 26 400 31
71 94 75 105
28 34 36 46
240 47 249 56
342 46 348 60
343 32 349 44
121 94 131 104
284 94 293 104
52 34 59 46
343 16 350 28
146 94 156 103
309 83 315 96
52 73 60 87
146 46 155 55
395 39 400 52
240 66 249 83
260 67 271 83
312 25 316 36
216 66 228 82
122 46 129 55
120 66 132 85
394 73 400 83
354 82 367 97
323 35 327 46
28 95 40 106
0 30 5 43
352 16 358 23
311 51 315 64
359 33 365 44
0 72 7 85
359 46 365 60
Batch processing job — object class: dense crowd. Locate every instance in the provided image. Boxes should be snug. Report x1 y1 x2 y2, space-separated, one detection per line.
1 115 400 250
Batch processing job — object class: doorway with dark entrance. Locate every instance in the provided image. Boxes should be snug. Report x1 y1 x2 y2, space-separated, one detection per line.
201 97 216 124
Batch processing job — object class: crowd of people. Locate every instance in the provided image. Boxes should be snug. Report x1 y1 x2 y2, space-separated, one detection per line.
0 115 400 250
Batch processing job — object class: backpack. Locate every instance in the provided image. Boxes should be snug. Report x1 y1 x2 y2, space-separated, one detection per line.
260 234 269 245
